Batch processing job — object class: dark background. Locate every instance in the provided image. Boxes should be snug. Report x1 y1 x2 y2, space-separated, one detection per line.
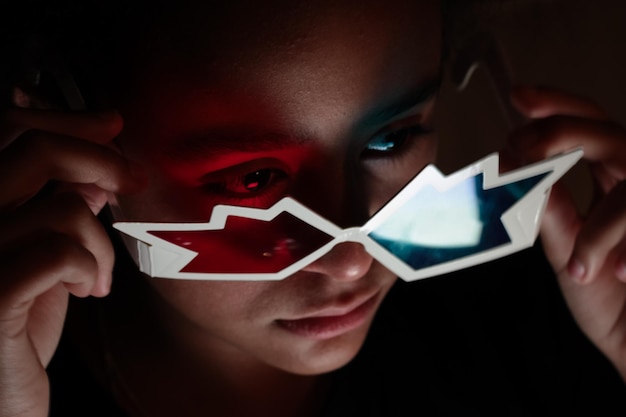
436 0 626 213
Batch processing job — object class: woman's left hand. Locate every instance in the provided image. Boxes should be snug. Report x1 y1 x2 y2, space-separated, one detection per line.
507 85 626 380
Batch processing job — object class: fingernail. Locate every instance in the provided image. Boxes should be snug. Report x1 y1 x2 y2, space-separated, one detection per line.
567 258 587 283
95 273 112 297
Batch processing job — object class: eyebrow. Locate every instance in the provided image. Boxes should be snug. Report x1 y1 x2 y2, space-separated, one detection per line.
166 130 311 162
360 77 441 128
166 77 441 162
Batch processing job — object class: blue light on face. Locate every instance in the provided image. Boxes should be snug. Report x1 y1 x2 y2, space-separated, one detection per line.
368 173 548 270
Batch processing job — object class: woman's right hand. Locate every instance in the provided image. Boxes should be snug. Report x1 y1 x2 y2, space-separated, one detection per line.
0 108 144 417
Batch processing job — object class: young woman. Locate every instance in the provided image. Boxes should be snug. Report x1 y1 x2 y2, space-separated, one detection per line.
1 1 625 416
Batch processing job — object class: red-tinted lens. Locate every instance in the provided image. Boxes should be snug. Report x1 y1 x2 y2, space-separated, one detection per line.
148 212 333 274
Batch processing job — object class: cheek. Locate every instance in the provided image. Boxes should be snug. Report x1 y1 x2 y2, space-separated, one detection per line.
148 280 273 326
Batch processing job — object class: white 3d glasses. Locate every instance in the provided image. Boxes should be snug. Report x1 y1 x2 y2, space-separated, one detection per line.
113 148 583 281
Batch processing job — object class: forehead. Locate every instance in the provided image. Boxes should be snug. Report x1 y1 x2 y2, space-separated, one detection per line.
120 0 441 140
138 1 441 64
128 0 441 86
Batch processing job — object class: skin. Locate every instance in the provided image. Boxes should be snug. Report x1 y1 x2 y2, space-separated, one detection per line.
113 0 440 374
104 2 440 415
507 86 626 377
0 1 625 417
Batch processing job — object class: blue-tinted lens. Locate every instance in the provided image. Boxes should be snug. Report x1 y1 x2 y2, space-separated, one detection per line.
367 172 548 270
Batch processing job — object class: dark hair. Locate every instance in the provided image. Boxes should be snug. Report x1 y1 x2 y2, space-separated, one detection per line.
2 0 493 109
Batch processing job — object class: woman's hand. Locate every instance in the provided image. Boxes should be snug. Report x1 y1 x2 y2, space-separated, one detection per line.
507 85 626 380
0 108 144 417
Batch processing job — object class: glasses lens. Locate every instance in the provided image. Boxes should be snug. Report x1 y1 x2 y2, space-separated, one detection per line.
367 172 548 270
147 211 334 274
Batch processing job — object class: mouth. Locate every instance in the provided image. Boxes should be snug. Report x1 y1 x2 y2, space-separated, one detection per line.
274 291 380 340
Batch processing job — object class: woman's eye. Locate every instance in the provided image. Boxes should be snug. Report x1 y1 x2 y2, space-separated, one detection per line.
202 167 289 200
237 169 279 193
363 125 431 158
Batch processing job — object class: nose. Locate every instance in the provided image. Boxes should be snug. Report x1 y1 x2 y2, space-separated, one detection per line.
300 242 374 282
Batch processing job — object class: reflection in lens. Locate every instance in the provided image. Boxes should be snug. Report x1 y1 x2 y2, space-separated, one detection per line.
148 212 333 274
368 173 547 270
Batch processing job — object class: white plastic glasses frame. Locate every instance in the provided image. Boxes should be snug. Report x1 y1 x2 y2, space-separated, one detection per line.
113 148 583 281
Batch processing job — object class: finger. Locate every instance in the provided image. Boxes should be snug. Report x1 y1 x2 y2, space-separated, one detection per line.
54 183 112 215
509 115 626 180
0 193 115 295
511 85 608 120
0 108 123 150
26 282 69 366
0 232 99 320
0 133 147 210
539 180 581 272
567 181 626 284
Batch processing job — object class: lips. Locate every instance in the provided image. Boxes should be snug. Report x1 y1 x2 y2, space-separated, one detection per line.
275 292 380 340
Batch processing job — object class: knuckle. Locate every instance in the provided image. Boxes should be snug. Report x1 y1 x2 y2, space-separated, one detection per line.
48 193 97 231
51 192 92 217
38 233 91 273
0 195 90 247
0 232 96 303
45 193 114 262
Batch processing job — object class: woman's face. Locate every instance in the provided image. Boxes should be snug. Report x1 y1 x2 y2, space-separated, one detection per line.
113 0 442 374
